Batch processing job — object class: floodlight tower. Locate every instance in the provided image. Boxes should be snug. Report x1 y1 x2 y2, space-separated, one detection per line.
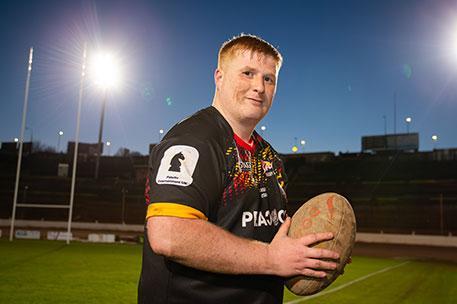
91 52 120 179
432 134 439 149
260 125 266 137
57 130 64 152
300 139 306 152
106 141 111 155
405 117 412 134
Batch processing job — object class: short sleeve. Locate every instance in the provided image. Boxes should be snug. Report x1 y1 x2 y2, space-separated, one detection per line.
145 135 225 221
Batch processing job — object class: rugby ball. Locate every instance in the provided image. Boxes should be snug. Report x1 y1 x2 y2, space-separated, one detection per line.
286 193 356 296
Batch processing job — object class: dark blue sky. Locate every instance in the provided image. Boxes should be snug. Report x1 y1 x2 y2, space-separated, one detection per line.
1 0 457 155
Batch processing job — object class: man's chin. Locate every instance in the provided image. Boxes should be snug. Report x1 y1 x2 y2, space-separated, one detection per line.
242 111 267 125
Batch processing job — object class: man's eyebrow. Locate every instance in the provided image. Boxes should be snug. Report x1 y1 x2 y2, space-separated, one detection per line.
240 65 257 71
240 66 276 78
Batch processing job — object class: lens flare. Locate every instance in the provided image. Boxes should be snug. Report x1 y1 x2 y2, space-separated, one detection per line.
402 64 412 79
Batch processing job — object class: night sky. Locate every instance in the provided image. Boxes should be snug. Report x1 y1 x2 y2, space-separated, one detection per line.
1 0 457 155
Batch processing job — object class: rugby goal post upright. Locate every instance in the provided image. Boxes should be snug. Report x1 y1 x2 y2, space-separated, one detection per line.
66 43 87 244
10 47 35 241
9 44 87 244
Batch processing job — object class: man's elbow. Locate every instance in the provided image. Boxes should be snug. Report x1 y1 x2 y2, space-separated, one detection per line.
147 217 173 256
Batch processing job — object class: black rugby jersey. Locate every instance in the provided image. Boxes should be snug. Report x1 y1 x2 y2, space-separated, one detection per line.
138 106 288 304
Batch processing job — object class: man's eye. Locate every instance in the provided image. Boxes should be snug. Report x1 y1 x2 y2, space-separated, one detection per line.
264 76 275 83
243 71 253 77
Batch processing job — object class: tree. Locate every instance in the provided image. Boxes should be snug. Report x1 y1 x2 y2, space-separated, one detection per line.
32 141 57 153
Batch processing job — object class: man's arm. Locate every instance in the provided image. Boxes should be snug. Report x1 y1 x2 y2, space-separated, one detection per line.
148 216 340 278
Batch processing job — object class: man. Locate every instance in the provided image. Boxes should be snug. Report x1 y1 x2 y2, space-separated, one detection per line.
138 34 340 303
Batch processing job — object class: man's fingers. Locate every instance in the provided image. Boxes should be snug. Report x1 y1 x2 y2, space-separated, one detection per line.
299 268 328 278
305 247 340 260
303 258 338 270
300 232 334 246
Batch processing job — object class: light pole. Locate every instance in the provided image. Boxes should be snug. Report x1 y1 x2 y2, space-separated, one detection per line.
300 139 306 152
94 91 107 179
405 117 412 134
159 129 164 142
106 141 111 156
91 52 120 179
260 125 266 137
432 134 438 149
57 130 64 152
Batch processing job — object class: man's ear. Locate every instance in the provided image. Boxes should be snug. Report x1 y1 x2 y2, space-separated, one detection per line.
214 68 223 91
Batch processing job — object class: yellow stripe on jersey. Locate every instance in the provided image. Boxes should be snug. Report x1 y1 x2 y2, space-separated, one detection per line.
146 203 208 220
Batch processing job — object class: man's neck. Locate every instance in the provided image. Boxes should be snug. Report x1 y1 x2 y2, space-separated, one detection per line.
212 102 255 143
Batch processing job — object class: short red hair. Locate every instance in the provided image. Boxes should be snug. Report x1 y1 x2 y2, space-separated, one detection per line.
218 34 283 70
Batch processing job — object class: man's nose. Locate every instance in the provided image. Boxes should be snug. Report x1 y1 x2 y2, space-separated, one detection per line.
252 75 265 94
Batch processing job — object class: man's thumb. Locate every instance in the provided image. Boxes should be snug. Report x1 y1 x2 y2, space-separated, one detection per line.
277 216 291 236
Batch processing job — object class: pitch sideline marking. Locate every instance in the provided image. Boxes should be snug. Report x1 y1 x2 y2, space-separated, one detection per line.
284 261 410 304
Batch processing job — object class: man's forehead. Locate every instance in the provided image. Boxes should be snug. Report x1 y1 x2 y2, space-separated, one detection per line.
227 49 279 70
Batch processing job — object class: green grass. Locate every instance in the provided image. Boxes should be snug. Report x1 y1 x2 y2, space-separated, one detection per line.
284 256 457 303
1 240 456 303
0 239 142 304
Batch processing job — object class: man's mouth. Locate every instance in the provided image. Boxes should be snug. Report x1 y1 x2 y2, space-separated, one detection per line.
246 97 263 103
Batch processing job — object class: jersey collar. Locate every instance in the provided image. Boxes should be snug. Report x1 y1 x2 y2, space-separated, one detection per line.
233 133 256 153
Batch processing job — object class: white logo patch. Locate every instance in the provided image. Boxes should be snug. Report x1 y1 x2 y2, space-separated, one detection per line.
156 145 199 186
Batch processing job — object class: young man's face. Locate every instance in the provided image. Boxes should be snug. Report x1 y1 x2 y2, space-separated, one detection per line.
215 50 279 126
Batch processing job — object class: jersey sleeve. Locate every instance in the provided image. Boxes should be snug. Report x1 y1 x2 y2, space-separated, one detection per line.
145 135 225 221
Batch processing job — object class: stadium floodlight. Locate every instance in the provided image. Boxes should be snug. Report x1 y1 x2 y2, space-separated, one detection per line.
260 125 266 137
91 52 121 89
292 145 298 153
432 134 439 149
106 141 111 156
57 130 64 152
405 117 412 133
300 139 306 152
14 137 19 142
90 50 122 179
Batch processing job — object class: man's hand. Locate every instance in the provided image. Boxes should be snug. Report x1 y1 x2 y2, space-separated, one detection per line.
266 217 340 278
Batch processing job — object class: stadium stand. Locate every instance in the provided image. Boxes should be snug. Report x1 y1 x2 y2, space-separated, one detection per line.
1 147 456 237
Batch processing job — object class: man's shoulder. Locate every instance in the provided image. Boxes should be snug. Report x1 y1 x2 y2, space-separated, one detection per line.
167 106 232 143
